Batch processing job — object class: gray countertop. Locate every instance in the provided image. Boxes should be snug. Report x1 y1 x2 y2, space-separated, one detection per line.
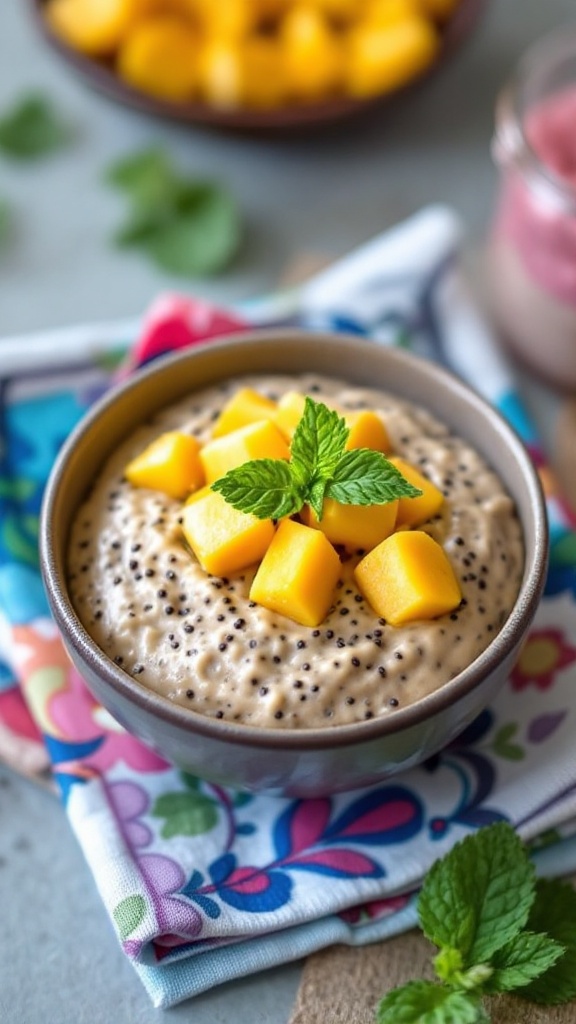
1 1 573 1021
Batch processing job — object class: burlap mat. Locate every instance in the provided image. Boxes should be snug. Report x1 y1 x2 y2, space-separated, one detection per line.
288 922 575 1024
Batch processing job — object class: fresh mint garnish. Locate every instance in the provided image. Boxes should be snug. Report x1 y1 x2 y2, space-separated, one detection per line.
376 823 576 1023
0 93 70 159
519 878 576 1004
212 397 422 521
419 820 535 967
106 147 241 277
377 980 487 1024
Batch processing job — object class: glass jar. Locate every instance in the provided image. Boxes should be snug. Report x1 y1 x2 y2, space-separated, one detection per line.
489 26 576 390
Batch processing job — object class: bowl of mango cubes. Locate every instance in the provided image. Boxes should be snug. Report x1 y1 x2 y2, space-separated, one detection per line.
33 0 486 131
40 329 547 796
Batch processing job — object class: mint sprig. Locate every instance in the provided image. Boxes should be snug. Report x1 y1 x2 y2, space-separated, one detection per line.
0 93 70 160
106 147 241 278
211 397 422 520
376 823 576 1023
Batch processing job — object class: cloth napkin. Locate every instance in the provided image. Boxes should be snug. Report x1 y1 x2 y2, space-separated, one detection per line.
2 206 576 1009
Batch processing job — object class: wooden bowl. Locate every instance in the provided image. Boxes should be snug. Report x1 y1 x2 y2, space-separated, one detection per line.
31 0 487 133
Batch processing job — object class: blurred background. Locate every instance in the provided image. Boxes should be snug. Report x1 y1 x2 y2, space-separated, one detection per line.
0 0 573 336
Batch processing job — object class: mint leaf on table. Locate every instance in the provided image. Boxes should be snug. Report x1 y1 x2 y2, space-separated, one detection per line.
105 147 177 209
518 879 576 1004
418 821 536 970
0 93 70 159
482 930 564 994
106 147 241 277
376 980 488 1024
375 823 576 1023
212 397 421 521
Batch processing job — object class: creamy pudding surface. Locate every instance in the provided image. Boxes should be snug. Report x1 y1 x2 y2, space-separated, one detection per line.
67 373 524 730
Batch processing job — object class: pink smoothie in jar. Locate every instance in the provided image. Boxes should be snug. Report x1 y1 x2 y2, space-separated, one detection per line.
490 28 576 389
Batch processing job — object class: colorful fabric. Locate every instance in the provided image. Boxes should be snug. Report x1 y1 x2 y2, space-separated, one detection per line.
1 206 576 1009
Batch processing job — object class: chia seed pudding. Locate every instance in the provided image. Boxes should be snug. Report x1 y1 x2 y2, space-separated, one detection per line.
67 373 524 729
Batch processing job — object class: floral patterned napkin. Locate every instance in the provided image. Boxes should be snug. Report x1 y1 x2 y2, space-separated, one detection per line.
2 206 576 1009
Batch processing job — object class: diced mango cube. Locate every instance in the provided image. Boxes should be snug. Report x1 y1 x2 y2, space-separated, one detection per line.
346 17 439 99
354 529 461 625
124 431 205 499
387 456 444 526
280 6 344 101
192 0 257 38
241 37 290 108
181 488 275 575
200 420 290 484
116 16 199 101
345 410 391 453
212 388 277 438
304 496 398 551
46 0 142 56
249 519 341 627
363 0 424 27
197 39 244 108
273 391 307 441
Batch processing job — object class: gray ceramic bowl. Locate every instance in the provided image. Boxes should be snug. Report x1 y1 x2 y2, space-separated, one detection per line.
40 330 547 796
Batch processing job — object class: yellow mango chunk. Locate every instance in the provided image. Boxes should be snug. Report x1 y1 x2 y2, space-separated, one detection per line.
388 456 444 527
197 39 244 108
273 391 307 441
125 431 205 499
191 0 257 38
200 420 290 484
181 488 275 575
280 6 344 101
212 388 277 438
46 0 142 55
304 497 397 551
117 16 199 101
346 17 439 98
354 529 461 625
250 519 341 627
363 0 424 27
345 410 391 453
241 37 290 108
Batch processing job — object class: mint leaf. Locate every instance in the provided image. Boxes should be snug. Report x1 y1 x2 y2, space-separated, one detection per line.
107 148 241 277
106 147 177 208
326 448 422 506
418 823 535 968
518 879 576 1004
145 186 241 277
290 398 348 486
482 930 564 994
211 459 301 520
377 981 487 1024
0 93 70 159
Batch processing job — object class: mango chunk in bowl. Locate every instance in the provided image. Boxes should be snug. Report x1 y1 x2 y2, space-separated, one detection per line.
32 0 487 131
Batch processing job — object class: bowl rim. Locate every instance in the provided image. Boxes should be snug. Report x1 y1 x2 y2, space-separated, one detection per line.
30 0 488 132
40 329 548 751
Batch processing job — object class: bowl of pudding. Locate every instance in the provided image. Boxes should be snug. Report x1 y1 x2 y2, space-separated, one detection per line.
40 329 547 796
